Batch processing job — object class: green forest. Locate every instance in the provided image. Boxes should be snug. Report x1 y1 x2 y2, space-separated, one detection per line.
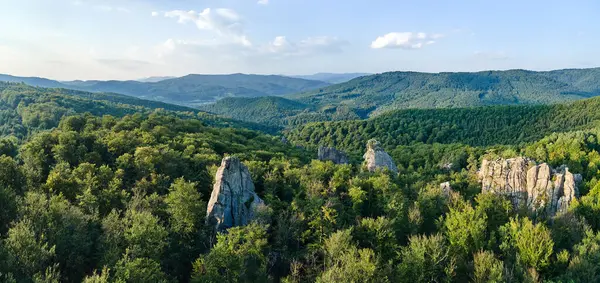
4 82 600 283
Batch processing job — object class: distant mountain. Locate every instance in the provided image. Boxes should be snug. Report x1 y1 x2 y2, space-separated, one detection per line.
136 76 177 83
199 68 600 128
287 68 600 117
0 73 330 107
0 81 277 138
0 74 67 88
290 73 371 84
199 96 366 127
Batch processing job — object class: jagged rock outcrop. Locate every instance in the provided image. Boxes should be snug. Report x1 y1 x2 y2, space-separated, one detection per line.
478 157 581 216
363 139 398 173
440 182 452 197
206 156 264 231
318 146 349 164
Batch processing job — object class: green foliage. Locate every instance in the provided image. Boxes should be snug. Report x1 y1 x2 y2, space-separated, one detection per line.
397 234 456 283
3 219 56 282
444 204 487 256
317 229 382 283
500 218 554 273
472 251 505 283
114 254 171 283
287 96 600 153
67 73 330 106
3 82 600 282
191 223 269 283
165 178 206 235
289 68 600 117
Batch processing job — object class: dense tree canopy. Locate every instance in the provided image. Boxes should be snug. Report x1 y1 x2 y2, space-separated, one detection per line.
5 82 600 282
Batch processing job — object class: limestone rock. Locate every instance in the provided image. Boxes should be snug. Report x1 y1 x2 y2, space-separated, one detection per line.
363 139 398 173
206 156 264 231
318 146 349 164
478 157 581 216
440 182 452 197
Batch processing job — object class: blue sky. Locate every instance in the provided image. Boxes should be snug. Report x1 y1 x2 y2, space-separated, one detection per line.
0 0 598 80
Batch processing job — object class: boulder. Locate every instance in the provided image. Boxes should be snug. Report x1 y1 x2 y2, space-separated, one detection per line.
440 182 452 197
478 157 581 216
363 139 398 173
206 156 264 231
318 146 349 164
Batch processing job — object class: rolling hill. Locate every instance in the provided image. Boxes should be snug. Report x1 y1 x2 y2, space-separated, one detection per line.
288 68 600 117
0 82 277 139
285 93 600 153
0 73 330 107
290 72 371 84
198 68 600 128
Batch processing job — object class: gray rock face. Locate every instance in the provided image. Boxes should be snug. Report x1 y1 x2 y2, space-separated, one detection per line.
363 139 398 173
206 156 264 231
318 146 349 164
478 157 581 216
440 182 452 197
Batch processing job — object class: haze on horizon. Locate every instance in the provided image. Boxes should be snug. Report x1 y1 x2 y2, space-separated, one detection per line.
1 0 598 81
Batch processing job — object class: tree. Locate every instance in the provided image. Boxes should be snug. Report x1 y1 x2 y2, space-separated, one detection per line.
165 178 205 235
164 178 207 281
500 218 554 275
114 254 171 283
397 234 456 283
444 203 487 256
3 220 56 282
191 223 268 283
317 229 382 283
124 210 168 260
82 267 110 283
561 230 600 282
472 251 504 283
353 217 398 262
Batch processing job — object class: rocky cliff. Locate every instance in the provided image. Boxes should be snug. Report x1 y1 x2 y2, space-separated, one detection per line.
318 146 349 164
363 139 398 173
206 156 264 231
478 157 581 216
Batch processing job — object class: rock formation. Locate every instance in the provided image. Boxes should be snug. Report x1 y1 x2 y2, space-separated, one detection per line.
363 139 398 173
440 182 452 197
478 157 581 216
206 156 264 231
318 146 349 164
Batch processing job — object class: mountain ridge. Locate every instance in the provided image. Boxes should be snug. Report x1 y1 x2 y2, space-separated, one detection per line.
0 73 331 107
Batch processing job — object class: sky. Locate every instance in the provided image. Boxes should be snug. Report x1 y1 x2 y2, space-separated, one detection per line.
0 0 599 80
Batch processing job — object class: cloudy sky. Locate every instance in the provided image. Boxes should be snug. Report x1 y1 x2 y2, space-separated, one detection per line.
1 0 598 80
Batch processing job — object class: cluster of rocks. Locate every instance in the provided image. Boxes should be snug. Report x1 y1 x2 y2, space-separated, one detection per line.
206 156 264 231
206 139 399 232
478 157 581 216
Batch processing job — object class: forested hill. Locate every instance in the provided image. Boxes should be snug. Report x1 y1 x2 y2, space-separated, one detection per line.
288 67 600 117
0 73 331 107
290 73 371 84
198 96 365 127
286 94 600 152
0 82 276 139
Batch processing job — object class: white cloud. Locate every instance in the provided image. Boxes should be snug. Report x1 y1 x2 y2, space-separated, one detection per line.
151 11 159 17
266 35 347 56
161 8 251 47
370 32 443 49
258 0 269 5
